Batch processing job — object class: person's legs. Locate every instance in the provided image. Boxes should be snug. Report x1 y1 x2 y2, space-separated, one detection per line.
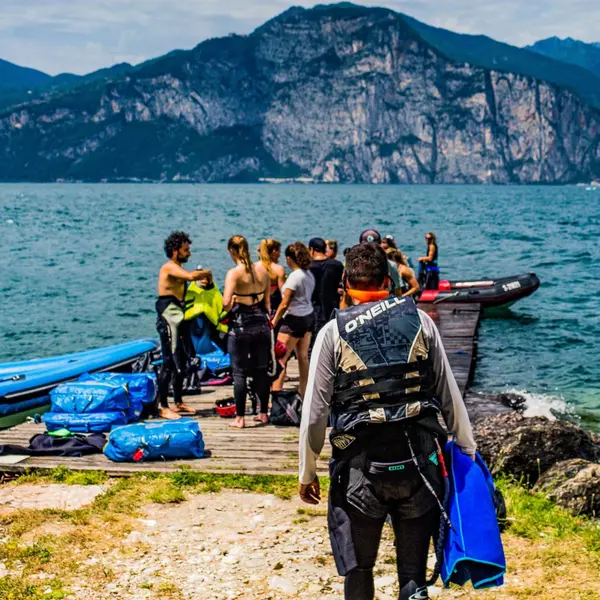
171 331 195 414
227 328 250 428
344 505 386 600
391 506 440 599
271 332 299 391
249 324 272 422
155 303 182 420
296 330 312 398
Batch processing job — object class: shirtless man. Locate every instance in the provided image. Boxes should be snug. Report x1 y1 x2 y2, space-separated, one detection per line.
156 231 212 419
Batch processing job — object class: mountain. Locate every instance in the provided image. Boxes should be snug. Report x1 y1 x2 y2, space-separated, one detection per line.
404 19 600 108
0 59 51 92
0 3 599 183
527 37 600 79
0 62 135 110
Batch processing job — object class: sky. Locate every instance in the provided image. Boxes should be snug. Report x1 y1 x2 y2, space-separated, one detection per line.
1 0 599 75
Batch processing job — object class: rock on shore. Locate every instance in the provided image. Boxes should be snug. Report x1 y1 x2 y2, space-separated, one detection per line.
472 412 600 516
473 413 600 485
534 459 600 516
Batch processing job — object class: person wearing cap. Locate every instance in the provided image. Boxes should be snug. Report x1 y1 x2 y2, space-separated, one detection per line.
359 229 401 292
308 237 344 341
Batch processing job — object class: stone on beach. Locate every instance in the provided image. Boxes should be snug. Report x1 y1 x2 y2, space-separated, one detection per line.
0 484 107 514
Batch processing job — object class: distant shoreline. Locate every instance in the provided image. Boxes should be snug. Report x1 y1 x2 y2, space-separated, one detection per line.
0 180 597 186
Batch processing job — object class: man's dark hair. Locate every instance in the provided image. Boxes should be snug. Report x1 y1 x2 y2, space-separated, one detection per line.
345 243 388 288
164 231 191 258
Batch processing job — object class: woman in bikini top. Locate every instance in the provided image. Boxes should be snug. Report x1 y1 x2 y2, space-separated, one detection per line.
254 238 286 315
222 235 272 428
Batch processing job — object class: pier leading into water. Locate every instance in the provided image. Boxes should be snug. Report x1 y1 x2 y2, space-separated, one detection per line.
0 303 481 477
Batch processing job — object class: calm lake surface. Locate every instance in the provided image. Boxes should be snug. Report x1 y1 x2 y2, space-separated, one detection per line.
1 184 598 427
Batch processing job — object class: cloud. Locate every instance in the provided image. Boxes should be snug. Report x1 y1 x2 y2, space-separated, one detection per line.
0 0 599 74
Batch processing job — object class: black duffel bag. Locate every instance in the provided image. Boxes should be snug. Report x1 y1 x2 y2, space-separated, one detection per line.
270 390 303 426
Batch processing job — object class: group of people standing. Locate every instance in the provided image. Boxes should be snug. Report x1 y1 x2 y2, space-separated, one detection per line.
155 229 440 425
223 236 344 427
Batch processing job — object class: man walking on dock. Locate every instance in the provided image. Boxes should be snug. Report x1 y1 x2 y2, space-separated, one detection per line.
298 242 475 600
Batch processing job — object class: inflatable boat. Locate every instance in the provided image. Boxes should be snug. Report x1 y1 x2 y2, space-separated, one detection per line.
418 273 540 308
0 339 159 418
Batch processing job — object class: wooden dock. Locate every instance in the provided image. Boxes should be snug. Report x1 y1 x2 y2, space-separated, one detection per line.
0 303 480 477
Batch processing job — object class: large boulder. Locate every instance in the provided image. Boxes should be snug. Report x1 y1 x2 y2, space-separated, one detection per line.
473 413 600 485
534 459 600 517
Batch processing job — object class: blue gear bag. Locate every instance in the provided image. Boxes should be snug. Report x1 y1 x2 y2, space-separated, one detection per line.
104 418 205 462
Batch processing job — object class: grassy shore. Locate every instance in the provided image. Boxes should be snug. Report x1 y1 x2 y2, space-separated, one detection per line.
0 467 599 599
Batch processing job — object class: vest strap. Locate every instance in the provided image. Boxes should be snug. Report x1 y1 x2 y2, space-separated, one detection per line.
332 389 436 415
335 359 433 387
333 374 434 404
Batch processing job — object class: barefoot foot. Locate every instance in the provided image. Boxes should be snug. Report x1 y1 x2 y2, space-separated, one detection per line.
253 413 269 424
228 417 245 429
159 407 182 420
172 403 195 414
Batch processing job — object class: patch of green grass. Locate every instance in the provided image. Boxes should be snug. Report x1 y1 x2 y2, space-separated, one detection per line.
0 541 52 565
154 580 184 599
168 468 304 500
296 507 327 517
15 466 108 486
497 476 600 554
149 481 186 504
0 577 67 600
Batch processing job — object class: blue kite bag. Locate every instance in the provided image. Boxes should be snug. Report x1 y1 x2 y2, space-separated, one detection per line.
104 418 205 462
43 411 128 433
49 380 130 414
78 372 157 420
442 441 506 589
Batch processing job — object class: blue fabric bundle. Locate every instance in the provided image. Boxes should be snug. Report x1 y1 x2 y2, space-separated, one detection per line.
104 418 205 462
77 372 156 420
442 441 506 589
48 380 130 414
189 316 231 374
42 373 157 433
43 411 128 433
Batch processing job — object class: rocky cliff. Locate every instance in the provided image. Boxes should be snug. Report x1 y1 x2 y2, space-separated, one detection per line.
1 4 599 183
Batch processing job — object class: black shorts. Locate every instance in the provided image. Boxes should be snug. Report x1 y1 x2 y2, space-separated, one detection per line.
279 312 315 338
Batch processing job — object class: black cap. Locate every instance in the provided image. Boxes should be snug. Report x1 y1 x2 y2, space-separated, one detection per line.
308 237 327 253
359 229 382 244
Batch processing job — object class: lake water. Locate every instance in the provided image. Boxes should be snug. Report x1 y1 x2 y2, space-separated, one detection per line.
1 184 598 427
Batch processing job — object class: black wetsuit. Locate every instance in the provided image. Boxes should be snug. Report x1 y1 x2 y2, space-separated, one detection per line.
419 244 439 291
227 299 272 417
309 257 344 341
270 285 283 316
155 295 189 409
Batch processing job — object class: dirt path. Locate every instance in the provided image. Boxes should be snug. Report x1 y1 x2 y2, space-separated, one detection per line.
1 482 599 600
54 489 600 600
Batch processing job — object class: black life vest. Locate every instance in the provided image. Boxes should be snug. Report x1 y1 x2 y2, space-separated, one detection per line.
331 296 439 434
